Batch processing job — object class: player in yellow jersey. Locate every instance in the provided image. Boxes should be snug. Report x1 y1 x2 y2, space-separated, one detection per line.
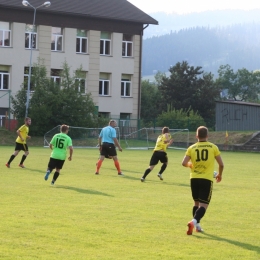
141 127 173 182
182 126 224 235
6 117 31 168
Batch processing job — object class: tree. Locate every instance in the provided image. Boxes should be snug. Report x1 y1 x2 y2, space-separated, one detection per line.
140 79 163 124
11 59 106 135
217 64 260 101
158 61 220 126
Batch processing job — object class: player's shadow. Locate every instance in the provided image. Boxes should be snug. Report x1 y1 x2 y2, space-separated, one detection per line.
24 168 46 174
199 232 260 255
118 175 189 187
56 185 113 197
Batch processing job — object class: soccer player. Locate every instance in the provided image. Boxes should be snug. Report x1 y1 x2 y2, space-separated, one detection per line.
95 120 123 175
6 117 31 168
182 126 224 235
44 124 73 185
141 126 173 182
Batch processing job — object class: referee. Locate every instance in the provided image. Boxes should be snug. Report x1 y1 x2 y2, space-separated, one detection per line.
95 120 123 175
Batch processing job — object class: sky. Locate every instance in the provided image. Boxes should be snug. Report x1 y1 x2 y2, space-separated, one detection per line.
127 0 260 14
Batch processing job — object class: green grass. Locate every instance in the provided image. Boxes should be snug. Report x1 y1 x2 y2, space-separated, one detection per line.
0 147 260 259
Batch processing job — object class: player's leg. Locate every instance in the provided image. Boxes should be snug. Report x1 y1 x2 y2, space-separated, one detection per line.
187 179 212 234
51 160 64 185
6 143 21 167
157 152 168 180
45 158 55 181
19 145 29 167
95 146 106 174
141 152 158 181
193 179 212 232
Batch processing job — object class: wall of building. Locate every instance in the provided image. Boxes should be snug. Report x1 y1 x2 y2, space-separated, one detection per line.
215 101 260 131
0 22 140 120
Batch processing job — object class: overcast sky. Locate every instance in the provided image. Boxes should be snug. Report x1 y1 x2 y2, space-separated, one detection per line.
127 0 260 14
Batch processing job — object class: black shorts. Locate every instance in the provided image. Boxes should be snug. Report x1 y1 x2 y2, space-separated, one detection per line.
190 178 213 204
101 142 117 157
15 142 28 152
149 151 168 166
48 158 65 170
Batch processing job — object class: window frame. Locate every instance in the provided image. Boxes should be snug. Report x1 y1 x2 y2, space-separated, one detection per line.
23 67 35 92
99 79 110 96
100 32 111 56
75 78 86 93
25 32 37 49
0 29 11 48
0 71 10 90
121 79 131 97
122 34 133 57
76 29 88 54
51 27 63 52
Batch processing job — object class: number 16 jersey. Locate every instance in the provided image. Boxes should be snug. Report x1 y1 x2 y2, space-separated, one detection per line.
50 133 73 160
185 141 221 181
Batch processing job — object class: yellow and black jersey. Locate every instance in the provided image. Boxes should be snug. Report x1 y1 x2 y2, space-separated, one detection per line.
186 141 220 181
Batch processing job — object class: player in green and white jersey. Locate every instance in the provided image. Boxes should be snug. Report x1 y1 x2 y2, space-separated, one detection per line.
44 124 73 185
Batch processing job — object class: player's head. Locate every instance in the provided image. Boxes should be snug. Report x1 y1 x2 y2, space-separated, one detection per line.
109 120 117 128
25 117 31 125
197 126 208 140
162 127 169 134
60 124 69 133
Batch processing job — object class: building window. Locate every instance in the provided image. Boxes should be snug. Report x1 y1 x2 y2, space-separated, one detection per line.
121 74 131 97
24 67 35 92
0 22 11 47
51 69 62 84
0 70 9 90
98 112 110 118
100 32 111 55
25 24 37 49
75 78 86 93
122 34 133 57
99 73 110 96
51 27 63 51
76 29 87 54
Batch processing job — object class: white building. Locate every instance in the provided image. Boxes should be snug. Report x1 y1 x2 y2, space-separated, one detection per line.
0 0 157 126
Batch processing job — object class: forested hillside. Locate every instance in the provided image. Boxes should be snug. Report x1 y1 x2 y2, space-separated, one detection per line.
142 23 260 76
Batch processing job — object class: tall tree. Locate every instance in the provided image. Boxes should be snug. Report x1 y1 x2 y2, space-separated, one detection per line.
217 64 260 101
140 80 162 123
158 61 220 125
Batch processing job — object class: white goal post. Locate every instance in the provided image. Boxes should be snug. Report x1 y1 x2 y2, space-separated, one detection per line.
43 125 120 148
124 128 189 150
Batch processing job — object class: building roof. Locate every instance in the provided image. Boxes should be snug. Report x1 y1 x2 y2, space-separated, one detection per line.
0 0 158 25
216 100 260 107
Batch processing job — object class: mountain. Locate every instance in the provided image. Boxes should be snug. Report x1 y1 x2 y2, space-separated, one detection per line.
143 9 260 39
142 12 260 76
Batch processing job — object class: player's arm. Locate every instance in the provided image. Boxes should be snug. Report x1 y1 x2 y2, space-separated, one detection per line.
68 146 73 161
113 137 122 152
182 155 193 168
215 155 224 182
49 144 53 150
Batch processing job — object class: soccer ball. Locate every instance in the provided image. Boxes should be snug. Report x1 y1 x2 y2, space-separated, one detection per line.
213 171 218 178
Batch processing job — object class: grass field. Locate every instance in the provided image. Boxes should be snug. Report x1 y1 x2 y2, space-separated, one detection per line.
0 146 260 259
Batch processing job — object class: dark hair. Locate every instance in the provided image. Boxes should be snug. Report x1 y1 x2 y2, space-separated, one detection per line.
25 117 31 122
60 124 69 133
197 126 208 138
162 127 169 134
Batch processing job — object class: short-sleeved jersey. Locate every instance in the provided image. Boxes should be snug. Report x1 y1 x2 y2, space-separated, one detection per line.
16 124 29 144
99 126 116 144
50 133 73 160
185 141 221 181
154 134 169 152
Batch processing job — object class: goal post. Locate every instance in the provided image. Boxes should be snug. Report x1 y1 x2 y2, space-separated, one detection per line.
124 128 189 150
44 125 120 148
